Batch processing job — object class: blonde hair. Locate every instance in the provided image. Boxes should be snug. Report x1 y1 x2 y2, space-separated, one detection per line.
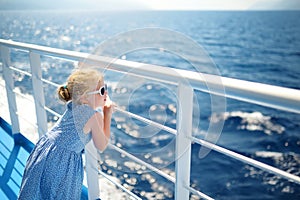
57 68 103 104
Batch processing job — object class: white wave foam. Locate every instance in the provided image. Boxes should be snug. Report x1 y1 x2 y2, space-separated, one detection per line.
255 151 283 158
212 111 285 135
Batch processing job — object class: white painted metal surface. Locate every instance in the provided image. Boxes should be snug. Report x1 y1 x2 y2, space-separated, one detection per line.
29 52 48 137
191 136 300 185
1 39 300 114
1 45 20 134
85 141 101 199
175 83 193 200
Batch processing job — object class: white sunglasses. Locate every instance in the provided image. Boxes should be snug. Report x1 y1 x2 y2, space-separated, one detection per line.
87 84 107 96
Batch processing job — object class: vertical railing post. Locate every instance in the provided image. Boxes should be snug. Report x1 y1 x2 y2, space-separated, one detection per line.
85 141 101 199
29 52 48 137
175 82 193 200
1 45 20 134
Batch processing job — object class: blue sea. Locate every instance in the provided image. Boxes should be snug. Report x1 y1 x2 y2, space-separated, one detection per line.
1 10 300 199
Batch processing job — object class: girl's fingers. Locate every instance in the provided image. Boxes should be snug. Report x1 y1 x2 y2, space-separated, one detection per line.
104 95 117 113
105 95 112 107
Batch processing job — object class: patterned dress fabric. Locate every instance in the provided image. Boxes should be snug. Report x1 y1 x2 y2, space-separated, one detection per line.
18 102 95 200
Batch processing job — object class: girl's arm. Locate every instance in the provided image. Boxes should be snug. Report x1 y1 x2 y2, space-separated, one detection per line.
84 97 114 151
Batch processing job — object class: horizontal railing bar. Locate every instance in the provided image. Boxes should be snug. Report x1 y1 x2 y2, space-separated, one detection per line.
110 142 214 200
7 64 63 120
44 106 62 118
115 107 177 135
108 143 176 183
185 185 214 200
0 39 89 61
11 48 29 53
12 91 37 128
13 89 34 103
9 65 60 89
8 63 176 138
190 136 300 185
41 78 60 88
97 169 142 200
108 110 213 200
13 87 62 120
84 148 142 200
9 66 32 77
7 64 61 92
16 111 37 128
109 108 215 199
1 39 300 114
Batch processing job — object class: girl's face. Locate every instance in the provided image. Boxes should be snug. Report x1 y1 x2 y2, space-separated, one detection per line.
85 79 107 109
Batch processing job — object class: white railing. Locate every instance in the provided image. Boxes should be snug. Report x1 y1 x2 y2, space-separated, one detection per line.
1 39 300 200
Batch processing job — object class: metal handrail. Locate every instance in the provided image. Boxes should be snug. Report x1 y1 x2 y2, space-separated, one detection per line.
44 106 62 118
114 106 300 185
190 136 300 185
186 185 214 200
97 169 142 200
1 39 300 200
9 66 32 77
115 107 177 135
108 143 176 183
1 39 300 114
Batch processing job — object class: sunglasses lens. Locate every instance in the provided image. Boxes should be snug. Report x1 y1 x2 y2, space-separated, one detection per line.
100 87 105 95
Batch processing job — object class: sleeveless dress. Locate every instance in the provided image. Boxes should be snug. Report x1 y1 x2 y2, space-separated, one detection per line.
18 102 96 200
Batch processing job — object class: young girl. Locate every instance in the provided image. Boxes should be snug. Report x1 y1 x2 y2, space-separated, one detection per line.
18 68 114 199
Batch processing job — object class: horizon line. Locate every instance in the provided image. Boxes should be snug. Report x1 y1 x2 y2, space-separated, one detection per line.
1 8 300 11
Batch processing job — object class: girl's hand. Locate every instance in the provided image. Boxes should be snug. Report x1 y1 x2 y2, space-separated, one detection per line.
103 95 115 117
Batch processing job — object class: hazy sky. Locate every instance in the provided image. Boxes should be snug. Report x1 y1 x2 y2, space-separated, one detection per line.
144 0 260 10
145 0 300 10
0 0 299 10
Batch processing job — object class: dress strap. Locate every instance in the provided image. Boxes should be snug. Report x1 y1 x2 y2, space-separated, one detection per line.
95 106 103 113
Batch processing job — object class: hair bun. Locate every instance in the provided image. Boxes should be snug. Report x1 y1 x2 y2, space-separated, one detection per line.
58 85 71 102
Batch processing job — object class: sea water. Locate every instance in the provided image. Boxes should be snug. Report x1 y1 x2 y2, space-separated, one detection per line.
0 10 299 199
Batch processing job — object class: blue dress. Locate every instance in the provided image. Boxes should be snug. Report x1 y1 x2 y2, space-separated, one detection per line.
18 102 96 200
